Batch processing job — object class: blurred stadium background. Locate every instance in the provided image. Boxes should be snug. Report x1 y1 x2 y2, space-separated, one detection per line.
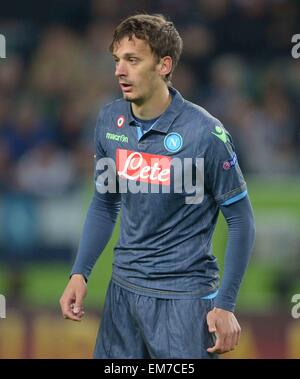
0 0 300 359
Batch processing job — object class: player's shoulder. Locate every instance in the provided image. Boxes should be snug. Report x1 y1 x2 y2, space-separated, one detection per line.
97 97 126 121
94 97 128 140
184 100 221 131
180 99 236 156
181 99 229 141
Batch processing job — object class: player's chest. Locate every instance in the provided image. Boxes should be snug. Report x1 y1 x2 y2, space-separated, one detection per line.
104 123 188 159
102 124 203 192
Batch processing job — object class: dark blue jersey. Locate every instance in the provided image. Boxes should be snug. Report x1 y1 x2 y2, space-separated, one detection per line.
92 87 247 299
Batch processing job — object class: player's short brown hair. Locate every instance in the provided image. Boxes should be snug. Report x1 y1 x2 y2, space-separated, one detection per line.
109 14 183 84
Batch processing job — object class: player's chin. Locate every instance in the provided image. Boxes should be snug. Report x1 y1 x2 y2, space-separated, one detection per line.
123 93 132 101
123 93 138 102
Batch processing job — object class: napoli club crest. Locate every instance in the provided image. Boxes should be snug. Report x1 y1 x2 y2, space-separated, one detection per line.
164 132 183 153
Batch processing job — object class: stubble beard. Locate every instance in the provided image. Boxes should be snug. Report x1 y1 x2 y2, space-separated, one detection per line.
123 92 144 106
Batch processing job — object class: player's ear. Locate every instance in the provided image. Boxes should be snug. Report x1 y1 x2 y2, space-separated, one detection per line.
159 56 172 79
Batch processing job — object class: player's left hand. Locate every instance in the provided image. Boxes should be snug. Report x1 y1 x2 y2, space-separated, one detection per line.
206 307 241 354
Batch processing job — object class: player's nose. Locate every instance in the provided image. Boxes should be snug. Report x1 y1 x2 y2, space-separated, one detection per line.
115 61 128 77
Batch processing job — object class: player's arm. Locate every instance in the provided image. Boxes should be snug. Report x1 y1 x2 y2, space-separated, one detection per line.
60 190 121 321
207 195 255 353
60 106 121 321
204 123 255 353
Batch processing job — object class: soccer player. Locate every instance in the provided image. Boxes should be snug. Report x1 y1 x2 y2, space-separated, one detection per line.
60 14 255 359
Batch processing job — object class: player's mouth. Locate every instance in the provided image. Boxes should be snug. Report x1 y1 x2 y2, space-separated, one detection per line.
120 83 133 93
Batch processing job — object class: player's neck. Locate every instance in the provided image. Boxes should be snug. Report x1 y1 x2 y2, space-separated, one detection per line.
131 85 171 120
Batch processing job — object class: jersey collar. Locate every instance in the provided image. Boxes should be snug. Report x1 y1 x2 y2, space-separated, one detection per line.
126 87 185 134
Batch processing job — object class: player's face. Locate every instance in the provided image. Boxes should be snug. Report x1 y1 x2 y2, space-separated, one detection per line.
113 36 164 104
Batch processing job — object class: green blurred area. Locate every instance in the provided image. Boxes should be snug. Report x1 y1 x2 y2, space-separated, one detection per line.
0 177 299 314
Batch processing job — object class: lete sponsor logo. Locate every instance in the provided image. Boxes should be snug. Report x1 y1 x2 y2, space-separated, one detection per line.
116 148 171 185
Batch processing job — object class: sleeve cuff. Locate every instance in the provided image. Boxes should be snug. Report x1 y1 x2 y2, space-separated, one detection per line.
70 271 88 283
213 297 236 313
214 183 247 206
221 190 248 206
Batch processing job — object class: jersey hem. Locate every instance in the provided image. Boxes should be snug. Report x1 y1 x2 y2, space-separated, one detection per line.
111 273 218 300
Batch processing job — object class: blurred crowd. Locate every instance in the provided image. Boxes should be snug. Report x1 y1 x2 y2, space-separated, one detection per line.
0 0 300 199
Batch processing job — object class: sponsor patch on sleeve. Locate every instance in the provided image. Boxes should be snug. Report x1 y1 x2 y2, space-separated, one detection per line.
222 153 237 170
